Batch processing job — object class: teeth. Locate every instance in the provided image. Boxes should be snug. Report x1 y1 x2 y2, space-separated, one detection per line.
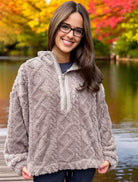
63 39 73 46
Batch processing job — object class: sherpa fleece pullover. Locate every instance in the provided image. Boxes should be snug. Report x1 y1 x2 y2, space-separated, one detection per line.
4 51 118 176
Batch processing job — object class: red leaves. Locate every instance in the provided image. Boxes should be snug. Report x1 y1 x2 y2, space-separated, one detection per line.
88 0 138 43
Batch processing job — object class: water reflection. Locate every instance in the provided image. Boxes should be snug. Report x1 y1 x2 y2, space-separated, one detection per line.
0 59 138 182
0 60 23 128
94 123 138 182
98 61 138 123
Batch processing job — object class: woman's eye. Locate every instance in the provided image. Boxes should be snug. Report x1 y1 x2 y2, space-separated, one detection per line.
75 29 82 34
62 24 69 30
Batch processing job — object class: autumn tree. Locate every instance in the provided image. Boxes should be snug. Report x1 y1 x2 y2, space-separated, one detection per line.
88 0 138 43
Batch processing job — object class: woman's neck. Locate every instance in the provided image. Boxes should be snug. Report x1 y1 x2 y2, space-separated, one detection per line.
52 47 70 63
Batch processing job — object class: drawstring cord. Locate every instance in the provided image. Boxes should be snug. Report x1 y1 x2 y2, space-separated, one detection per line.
66 170 74 178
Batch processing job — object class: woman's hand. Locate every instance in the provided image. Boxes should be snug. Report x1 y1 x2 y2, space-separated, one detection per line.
22 166 33 179
97 161 110 174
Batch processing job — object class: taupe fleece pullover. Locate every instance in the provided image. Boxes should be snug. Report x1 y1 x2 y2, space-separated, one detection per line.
4 51 118 176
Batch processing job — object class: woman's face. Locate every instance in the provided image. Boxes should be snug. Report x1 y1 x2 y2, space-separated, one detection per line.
52 12 83 56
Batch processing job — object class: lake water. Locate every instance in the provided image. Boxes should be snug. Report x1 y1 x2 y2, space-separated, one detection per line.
0 59 138 182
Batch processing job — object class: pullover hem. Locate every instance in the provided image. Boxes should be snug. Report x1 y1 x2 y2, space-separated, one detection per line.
28 159 102 176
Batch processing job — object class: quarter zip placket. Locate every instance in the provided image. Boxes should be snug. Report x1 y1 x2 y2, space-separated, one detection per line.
61 74 67 110
59 69 71 112
53 56 71 112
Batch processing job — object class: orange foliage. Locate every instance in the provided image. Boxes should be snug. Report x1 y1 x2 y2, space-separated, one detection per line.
0 0 90 34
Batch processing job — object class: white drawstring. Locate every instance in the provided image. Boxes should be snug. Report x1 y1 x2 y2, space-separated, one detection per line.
71 171 73 177
66 170 74 178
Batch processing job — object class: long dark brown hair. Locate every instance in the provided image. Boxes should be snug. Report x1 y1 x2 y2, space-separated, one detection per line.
47 1 103 92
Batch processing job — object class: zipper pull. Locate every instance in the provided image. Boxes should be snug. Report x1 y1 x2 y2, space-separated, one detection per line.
61 74 65 80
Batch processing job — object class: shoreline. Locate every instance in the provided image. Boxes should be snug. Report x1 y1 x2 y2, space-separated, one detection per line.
0 56 32 61
0 56 138 62
116 57 138 62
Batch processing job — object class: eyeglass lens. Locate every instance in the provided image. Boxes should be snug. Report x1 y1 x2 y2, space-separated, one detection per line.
59 23 84 37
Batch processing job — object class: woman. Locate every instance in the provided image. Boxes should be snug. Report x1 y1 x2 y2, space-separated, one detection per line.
4 1 118 182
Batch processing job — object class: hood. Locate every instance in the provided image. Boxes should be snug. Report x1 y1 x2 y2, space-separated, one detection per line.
37 51 81 72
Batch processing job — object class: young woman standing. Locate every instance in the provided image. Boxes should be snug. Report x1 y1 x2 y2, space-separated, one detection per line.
4 1 118 182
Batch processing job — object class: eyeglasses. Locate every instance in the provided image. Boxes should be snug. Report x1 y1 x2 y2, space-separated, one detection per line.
59 22 84 38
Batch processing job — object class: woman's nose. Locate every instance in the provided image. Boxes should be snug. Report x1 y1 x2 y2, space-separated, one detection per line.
67 29 74 38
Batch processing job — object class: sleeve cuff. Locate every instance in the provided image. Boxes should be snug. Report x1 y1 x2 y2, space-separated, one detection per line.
4 153 28 176
104 156 118 170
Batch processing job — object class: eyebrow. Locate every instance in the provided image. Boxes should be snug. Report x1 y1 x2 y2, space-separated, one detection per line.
62 22 84 29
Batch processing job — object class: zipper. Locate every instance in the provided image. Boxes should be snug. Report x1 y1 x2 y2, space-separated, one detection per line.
53 57 70 112
61 74 67 110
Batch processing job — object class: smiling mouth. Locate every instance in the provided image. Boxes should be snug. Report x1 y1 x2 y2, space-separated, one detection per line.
62 38 74 46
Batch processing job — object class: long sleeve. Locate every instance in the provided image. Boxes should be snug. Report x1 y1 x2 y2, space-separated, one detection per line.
96 84 118 170
4 63 29 176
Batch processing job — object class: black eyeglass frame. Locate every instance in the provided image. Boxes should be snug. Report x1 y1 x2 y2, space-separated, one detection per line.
58 22 85 38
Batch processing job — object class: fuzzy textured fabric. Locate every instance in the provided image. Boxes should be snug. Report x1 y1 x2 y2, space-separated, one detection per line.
4 51 118 176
